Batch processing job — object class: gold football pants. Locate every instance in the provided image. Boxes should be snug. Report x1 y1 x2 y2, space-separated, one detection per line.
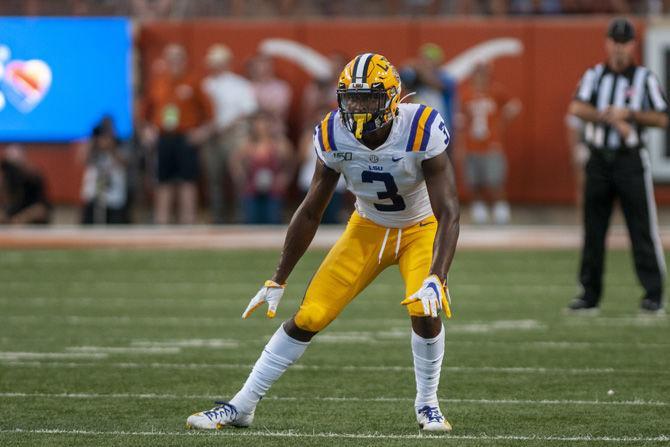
294 211 439 332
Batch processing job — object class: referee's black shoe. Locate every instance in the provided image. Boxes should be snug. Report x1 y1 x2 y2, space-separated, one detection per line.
566 297 600 315
640 298 665 315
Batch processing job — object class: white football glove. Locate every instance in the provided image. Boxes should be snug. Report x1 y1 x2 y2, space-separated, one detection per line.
401 274 452 318
242 280 286 319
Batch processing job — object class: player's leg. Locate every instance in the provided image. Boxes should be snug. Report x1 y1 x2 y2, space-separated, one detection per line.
573 152 615 310
187 212 389 429
230 212 388 408
615 150 665 312
398 216 451 432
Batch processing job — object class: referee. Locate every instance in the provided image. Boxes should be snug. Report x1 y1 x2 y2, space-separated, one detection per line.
568 18 668 314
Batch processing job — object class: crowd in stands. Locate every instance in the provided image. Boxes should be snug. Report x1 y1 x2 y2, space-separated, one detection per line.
0 38 525 226
1 0 668 17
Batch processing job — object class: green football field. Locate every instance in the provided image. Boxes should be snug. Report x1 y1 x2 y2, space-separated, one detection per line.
0 248 668 446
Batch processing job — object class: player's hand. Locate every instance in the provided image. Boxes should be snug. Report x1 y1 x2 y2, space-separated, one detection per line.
242 280 286 319
401 274 452 318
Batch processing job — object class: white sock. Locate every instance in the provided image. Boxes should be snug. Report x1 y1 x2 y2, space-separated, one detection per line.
230 325 309 414
411 325 445 410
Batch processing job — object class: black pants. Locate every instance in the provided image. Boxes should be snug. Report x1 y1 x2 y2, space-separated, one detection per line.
157 132 199 183
81 201 127 224
579 148 665 304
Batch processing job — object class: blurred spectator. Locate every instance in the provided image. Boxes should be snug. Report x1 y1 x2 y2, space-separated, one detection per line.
0 145 51 225
130 0 175 19
231 112 292 224
201 44 258 224
79 116 129 224
400 43 458 132
510 0 563 14
143 43 213 224
1 0 667 17
301 52 347 131
247 55 292 131
297 108 347 223
458 61 521 224
388 0 442 15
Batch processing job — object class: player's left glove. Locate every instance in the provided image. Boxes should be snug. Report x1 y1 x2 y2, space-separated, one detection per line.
401 274 452 318
242 280 285 319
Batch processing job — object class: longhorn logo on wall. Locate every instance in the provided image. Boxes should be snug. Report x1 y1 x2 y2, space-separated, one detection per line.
0 45 52 113
258 38 524 83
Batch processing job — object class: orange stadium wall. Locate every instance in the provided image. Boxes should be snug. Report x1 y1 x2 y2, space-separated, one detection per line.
25 17 670 205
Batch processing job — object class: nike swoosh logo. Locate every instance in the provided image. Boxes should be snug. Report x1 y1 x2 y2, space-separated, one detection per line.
392 157 404 162
419 221 434 227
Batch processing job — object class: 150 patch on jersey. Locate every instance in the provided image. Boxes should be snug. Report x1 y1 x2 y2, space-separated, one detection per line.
333 152 353 161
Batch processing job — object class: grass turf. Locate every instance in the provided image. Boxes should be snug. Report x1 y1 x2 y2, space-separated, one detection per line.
0 248 668 446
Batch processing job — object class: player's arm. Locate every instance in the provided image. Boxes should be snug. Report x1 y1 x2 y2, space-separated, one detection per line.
242 159 340 319
271 160 340 285
402 151 460 318
423 151 460 283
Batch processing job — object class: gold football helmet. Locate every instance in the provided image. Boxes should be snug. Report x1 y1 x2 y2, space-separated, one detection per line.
337 53 401 139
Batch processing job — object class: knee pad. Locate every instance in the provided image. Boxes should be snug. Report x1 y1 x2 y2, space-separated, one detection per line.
294 304 334 332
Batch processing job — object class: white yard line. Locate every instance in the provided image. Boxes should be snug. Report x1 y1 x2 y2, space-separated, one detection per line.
2 335 668 350
4 313 664 330
0 281 580 290
0 392 666 407
0 360 664 375
2 282 643 297
130 339 240 349
0 352 108 360
65 346 181 355
0 428 668 442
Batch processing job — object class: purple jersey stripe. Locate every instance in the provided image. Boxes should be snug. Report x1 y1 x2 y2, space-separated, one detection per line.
405 104 426 152
315 124 325 152
418 109 439 152
327 110 338 151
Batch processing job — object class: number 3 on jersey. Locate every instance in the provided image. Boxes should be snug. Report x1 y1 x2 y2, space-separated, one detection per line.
361 171 406 212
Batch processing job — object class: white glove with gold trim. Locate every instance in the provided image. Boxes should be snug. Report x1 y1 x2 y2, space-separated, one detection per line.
242 280 285 319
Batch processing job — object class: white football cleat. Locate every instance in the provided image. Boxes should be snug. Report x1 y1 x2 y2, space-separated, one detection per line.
186 401 254 430
416 405 452 432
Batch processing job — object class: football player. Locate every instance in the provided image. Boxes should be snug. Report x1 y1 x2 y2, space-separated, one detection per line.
187 53 459 432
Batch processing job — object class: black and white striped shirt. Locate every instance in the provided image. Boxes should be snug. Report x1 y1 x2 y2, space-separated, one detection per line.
575 63 668 150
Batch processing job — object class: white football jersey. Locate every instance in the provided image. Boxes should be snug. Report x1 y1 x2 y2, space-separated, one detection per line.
314 103 450 228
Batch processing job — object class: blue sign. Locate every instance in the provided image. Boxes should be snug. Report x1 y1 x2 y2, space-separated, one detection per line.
0 18 132 141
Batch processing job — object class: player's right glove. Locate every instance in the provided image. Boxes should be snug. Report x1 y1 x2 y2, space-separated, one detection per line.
242 280 286 319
